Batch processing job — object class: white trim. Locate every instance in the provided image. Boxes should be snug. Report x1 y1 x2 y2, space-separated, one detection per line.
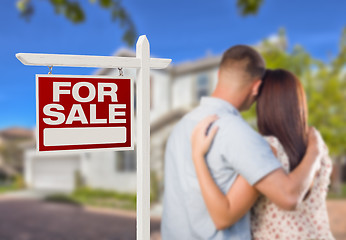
136 35 151 240
16 53 171 69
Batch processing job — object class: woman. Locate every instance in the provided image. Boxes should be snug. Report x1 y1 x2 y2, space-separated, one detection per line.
191 69 334 239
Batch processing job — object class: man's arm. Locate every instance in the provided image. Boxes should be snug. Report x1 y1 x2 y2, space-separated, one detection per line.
254 127 324 210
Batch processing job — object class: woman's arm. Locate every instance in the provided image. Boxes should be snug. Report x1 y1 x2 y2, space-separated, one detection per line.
194 153 259 229
191 115 259 230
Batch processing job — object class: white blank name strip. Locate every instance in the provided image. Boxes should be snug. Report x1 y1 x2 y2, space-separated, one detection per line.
44 127 126 146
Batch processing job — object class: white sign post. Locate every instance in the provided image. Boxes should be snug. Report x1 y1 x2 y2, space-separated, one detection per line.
16 35 171 240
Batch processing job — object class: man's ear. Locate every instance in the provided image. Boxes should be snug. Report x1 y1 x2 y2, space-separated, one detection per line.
252 79 262 97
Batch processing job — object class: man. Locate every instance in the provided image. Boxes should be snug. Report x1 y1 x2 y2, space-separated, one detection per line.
161 45 324 239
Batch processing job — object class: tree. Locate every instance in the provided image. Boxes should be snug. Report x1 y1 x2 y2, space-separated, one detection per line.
241 28 346 193
308 28 346 158
242 28 346 159
237 0 264 16
16 0 265 46
16 0 137 46
306 28 346 194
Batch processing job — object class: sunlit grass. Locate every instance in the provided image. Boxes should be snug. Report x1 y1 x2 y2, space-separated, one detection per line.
0 183 22 194
45 187 137 210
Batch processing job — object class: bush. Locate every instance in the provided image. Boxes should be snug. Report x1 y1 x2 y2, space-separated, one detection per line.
13 174 26 188
45 194 81 206
328 183 346 199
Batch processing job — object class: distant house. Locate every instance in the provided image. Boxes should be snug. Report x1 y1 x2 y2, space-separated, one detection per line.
23 49 221 194
20 34 346 199
0 127 34 179
0 127 34 141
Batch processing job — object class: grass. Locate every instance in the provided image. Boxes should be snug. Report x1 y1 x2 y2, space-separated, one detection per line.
328 183 346 199
0 183 22 194
47 183 346 210
45 187 137 210
45 194 81 206
0 176 25 194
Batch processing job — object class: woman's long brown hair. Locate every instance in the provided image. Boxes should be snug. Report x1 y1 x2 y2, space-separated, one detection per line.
256 69 308 171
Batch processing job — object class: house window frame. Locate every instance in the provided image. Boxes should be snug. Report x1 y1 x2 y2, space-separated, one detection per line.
195 73 210 101
115 148 136 172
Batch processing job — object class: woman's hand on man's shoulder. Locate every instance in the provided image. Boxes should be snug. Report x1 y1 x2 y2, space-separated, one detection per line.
191 115 219 160
307 127 327 170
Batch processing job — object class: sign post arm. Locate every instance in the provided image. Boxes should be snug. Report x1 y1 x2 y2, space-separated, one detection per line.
16 53 171 69
136 35 151 240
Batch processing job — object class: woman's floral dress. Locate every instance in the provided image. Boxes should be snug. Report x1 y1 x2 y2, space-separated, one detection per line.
251 136 335 240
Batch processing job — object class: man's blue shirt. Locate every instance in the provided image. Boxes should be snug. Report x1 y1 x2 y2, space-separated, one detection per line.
161 97 281 240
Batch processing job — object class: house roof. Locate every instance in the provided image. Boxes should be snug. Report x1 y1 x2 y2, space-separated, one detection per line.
0 127 34 141
170 55 221 76
96 33 290 77
151 107 192 134
96 48 221 77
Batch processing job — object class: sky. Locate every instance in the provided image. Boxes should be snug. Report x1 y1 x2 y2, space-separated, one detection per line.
0 0 345 129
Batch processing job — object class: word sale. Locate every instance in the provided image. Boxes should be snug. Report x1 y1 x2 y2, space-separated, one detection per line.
43 82 126 125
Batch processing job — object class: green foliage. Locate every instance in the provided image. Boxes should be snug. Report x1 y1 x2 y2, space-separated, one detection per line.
0 184 21 194
13 174 26 188
150 170 159 203
328 183 346 199
243 28 346 159
99 0 113 8
15 0 267 45
0 176 24 194
51 0 85 23
237 0 264 16
74 170 85 188
16 0 34 20
16 0 137 46
74 187 136 202
45 194 81 205
45 187 137 210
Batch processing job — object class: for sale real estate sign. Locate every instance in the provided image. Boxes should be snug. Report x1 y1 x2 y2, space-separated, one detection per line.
36 75 133 152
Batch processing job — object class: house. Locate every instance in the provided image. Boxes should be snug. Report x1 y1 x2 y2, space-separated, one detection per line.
20 33 346 200
0 127 35 179
24 49 221 195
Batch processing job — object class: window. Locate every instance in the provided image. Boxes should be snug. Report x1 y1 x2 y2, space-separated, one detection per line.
115 149 136 172
196 74 209 100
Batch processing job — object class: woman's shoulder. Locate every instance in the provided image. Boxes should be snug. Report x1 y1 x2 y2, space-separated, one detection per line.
263 135 290 171
263 135 284 152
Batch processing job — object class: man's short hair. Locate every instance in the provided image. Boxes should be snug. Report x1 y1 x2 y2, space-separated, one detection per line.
220 45 266 80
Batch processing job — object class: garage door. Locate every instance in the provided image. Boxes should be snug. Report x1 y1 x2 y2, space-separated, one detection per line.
32 155 80 192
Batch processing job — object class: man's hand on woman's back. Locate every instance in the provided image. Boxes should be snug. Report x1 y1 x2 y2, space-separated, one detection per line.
254 126 326 211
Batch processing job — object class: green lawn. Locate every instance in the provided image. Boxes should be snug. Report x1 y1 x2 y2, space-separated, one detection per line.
46 183 346 211
0 176 25 194
0 183 22 194
45 187 137 210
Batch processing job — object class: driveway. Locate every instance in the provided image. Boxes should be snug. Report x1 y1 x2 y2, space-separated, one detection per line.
0 198 344 240
327 199 346 240
0 198 160 240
